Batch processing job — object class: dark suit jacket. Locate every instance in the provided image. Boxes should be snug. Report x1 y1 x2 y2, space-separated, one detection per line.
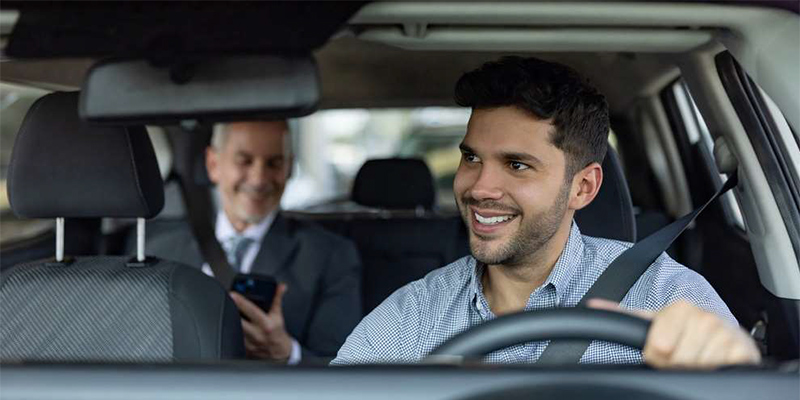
141 213 363 359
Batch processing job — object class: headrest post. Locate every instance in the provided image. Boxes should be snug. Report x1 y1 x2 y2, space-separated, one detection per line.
55 217 65 262
137 218 146 262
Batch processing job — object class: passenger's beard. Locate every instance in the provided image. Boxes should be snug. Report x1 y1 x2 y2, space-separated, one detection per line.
235 208 270 225
233 184 279 225
462 181 571 267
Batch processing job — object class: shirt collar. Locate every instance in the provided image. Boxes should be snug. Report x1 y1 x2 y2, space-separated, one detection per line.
468 220 586 309
215 209 277 243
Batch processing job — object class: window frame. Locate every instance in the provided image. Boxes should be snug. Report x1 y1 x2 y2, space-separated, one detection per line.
660 78 747 234
716 52 800 261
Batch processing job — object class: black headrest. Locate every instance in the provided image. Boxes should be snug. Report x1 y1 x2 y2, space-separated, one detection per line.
574 147 636 242
352 158 435 210
7 92 164 218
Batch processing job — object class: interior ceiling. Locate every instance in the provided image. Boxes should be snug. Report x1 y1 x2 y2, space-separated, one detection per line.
0 0 794 116
315 37 677 112
0 1 719 114
0 37 676 115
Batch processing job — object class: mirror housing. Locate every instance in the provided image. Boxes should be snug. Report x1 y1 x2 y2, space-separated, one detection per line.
80 55 319 124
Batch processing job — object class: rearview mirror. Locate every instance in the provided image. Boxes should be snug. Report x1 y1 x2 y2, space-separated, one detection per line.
80 55 319 124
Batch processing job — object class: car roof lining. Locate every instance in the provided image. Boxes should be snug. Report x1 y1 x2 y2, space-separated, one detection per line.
1 1 792 116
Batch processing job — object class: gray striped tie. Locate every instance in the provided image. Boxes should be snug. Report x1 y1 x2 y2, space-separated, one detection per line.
226 235 254 272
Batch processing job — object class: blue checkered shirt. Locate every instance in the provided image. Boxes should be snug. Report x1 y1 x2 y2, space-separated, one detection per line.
332 222 737 365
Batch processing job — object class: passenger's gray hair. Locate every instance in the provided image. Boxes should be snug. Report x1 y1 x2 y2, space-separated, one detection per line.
210 123 230 150
210 121 294 156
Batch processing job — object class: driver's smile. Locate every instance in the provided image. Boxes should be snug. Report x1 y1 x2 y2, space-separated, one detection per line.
470 207 519 236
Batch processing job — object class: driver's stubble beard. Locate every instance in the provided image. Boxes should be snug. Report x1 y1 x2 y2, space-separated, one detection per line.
461 177 572 269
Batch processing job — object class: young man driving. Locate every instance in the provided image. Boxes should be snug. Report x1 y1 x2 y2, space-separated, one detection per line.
332 56 760 368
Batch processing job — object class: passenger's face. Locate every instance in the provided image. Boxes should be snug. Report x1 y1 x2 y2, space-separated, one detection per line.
454 106 573 267
206 121 291 227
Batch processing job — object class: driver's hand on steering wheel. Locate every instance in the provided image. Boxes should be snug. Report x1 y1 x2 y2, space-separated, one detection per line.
588 299 762 369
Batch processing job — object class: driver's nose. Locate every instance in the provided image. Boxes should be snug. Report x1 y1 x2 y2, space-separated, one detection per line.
468 164 504 201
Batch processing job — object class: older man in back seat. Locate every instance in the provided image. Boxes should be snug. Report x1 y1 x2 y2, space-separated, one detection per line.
332 56 761 369
146 120 362 363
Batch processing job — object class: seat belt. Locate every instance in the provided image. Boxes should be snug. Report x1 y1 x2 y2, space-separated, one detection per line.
537 171 739 364
175 172 238 289
166 125 238 290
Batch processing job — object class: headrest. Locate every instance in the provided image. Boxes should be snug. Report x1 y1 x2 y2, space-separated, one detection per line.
7 92 164 218
574 147 636 242
352 158 436 210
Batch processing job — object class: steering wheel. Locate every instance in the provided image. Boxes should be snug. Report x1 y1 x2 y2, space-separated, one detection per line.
426 308 651 364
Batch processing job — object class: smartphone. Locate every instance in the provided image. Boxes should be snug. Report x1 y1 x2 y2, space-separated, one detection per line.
230 273 277 314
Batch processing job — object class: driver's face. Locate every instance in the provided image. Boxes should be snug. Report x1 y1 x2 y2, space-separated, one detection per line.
454 106 573 267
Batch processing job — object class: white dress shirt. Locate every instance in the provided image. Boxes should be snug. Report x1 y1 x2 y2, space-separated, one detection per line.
202 209 302 365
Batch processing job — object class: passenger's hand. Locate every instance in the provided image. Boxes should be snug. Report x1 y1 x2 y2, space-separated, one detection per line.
230 283 294 362
588 299 761 369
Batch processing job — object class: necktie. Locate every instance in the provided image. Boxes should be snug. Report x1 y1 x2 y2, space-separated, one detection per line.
226 235 254 272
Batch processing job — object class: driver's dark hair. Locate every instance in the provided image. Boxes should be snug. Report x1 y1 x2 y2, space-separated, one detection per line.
455 56 609 177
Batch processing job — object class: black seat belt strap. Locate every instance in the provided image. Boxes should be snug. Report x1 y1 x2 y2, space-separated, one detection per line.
165 126 237 289
537 171 739 364
177 173 237 289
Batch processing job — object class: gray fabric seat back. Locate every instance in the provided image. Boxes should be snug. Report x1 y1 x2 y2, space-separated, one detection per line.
574 147 636 242
1 92 244 362
1 257 243 361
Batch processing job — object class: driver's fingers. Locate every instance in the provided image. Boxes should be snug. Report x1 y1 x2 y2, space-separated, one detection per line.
725 334 761 365
696 328 737 368
642 301 693 368
668 309 724 367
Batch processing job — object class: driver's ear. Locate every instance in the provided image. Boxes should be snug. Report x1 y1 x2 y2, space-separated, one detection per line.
568 162 603 211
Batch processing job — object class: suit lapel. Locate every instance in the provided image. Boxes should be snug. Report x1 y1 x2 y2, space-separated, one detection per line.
250 213 299 277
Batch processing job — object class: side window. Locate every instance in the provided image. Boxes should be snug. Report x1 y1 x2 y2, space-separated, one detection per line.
669 79 746 231
0 83 53 245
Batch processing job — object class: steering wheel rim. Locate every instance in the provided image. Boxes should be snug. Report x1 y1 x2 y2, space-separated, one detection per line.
427 308 651 362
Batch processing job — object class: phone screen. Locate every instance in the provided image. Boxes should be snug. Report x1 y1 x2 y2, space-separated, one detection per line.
231 273 277 313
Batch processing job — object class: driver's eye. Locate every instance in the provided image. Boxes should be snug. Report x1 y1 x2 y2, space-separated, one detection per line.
509 161 530 171
463 153 480 163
